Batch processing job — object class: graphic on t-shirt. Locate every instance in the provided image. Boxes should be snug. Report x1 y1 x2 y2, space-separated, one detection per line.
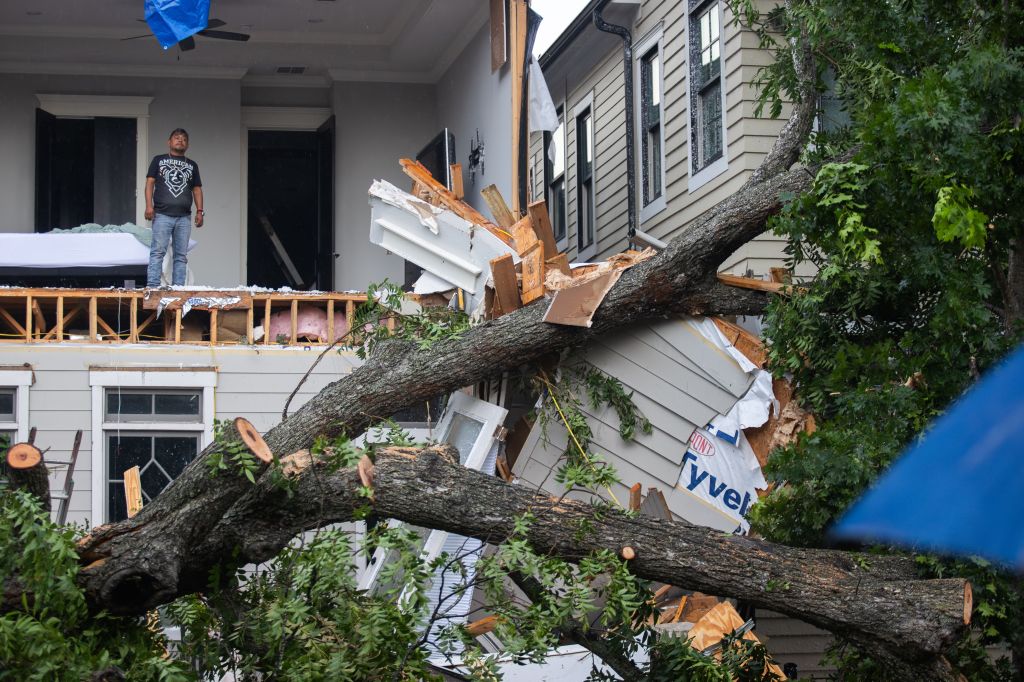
159 158 194 198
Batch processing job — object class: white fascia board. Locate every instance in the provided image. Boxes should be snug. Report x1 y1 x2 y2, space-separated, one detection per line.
89 370 218 388
369 180 518 310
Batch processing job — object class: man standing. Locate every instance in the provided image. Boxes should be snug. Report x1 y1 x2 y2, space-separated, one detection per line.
145 128 204 287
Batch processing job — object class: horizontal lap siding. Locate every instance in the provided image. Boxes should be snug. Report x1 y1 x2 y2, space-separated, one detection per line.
756 610 835 679
0 345 358 527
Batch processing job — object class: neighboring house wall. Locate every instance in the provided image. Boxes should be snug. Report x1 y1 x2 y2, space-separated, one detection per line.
436 22 513 218
0 344 358 527
531 0 793 276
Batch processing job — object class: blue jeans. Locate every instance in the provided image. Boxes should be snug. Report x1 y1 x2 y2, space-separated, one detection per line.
148 214 191 287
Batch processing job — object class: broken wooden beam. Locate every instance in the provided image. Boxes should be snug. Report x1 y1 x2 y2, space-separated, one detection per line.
481 184 517 228
489 254 522 316
527 199 559 258
717 272 806 295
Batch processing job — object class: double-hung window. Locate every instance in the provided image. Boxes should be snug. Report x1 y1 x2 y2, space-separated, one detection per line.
635 28 666 219
543 106 567 250
90 369 216 523
689 1 726 186
574 97 596 259
0 369 33 446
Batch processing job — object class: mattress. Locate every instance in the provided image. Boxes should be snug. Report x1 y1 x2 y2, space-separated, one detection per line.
0 233 196 269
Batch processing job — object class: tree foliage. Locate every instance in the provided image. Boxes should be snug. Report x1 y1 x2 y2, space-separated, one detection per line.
730 0 1024 677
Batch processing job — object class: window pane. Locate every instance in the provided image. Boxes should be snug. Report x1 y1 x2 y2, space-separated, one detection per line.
552 180 566 242
701 79 723 165
0 389 14 421
710 6 719 41
154 392 200 416
651 54 661 107
109 434 152 478
107 391 151 416
585 114 593 166
442 413 484 466
154 435 200 479
701 10 710 47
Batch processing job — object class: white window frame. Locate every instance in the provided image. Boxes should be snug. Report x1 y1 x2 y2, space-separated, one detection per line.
357 392 508 592
572 93 597 261
0 369 34 444
89 369 216 524
634 26 668 222
35 95 153 225
685 0 729 193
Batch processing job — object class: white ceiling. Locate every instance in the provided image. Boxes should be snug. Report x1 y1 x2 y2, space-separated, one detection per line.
0 0 489 84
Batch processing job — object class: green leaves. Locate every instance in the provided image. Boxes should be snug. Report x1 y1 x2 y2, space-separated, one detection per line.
933 184 990 248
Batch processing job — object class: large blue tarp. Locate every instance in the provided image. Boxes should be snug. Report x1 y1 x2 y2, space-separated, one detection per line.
144 0 210 49
832 344 1024 569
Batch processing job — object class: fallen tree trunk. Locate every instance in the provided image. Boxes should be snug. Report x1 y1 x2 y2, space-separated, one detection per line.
81 446 968 675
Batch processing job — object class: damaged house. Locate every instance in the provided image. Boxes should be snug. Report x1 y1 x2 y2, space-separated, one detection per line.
0 0 834 678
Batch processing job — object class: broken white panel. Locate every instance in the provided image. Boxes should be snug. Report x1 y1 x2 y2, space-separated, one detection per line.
707 369 777 445
413 270 457 295
677 427 766 533
358 392 508 600
369 180 518 312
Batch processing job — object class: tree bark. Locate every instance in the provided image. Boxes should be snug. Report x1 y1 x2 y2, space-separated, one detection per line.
82 447 967 677
3 444 50 513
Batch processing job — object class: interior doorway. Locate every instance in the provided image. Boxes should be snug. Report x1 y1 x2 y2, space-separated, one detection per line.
35 110 136 231
246 117 334 291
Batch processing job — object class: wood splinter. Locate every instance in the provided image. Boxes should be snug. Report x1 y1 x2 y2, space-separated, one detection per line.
234 417 274 464
357 455 375 491
620 546 636 561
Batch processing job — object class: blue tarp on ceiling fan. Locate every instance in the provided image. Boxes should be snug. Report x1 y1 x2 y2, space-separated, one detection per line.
144 0 210 49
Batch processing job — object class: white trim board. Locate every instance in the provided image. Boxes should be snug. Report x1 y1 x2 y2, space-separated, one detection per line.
89 369 217 524
0 369 34 444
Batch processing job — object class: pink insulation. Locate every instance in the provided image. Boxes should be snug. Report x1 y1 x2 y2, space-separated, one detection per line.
267 305 349 343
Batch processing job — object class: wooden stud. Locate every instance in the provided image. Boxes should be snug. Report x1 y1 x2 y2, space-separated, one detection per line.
327 299 335 343
123 466 143 518
489 254 522 315
481 184 517 228
0 307 26 337
246 304 254 345
209 309 218 346
264 298 272 346
235 417 274 464
495 455 513 482
509 0 528 215
7 443 42 469
88 297 98 342
174 309 181 344
717 272 805 295
135 311 158 341
25 296 33 341
56 296 64 341
129 296 138 343
629 482 643 512
96 316 121 342
520 242 546 304
527 199 559 257
290 299 298 345
449 163 464 200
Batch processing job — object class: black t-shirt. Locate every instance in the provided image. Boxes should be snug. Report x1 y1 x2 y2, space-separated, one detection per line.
147 154 203 217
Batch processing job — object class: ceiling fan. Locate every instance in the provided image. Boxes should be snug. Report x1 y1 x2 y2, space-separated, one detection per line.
122 18 250 51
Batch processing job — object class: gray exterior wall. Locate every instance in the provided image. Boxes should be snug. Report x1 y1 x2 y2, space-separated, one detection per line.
530 0 801 276
0 343 359 528
436 22 513 218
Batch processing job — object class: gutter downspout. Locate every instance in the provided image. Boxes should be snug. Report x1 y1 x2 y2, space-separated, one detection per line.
593 2 637 243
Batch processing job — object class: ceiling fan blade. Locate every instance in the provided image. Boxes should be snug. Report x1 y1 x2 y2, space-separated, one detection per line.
178 36 196 51
197 29 250 42
121 33 152 41
205 18 226 29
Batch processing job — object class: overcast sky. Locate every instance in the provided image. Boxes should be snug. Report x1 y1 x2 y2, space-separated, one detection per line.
531 0 590 56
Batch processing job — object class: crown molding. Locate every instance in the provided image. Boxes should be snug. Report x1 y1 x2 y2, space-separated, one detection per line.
241 73 331 89
0 61 248 80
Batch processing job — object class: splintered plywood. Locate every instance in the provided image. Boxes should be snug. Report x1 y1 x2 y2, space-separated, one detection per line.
490 0 506 71
489 254 522 314
520 242 546 304
481 184 517 228
527 199 559 258
123 466 143 518
542 268 622 327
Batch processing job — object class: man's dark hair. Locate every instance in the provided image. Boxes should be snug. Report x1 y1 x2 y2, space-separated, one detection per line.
169 128 189 139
